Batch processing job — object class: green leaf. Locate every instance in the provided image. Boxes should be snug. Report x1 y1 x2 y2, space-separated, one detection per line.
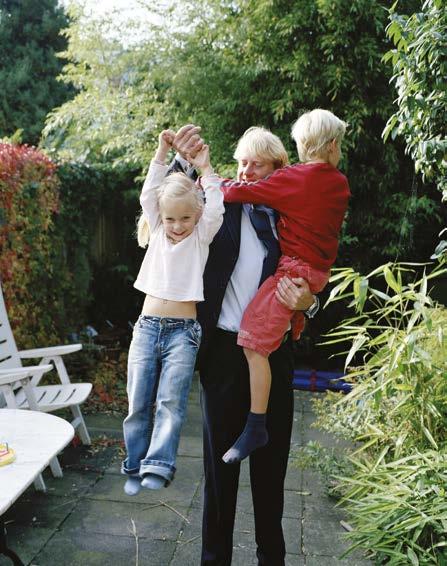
383 265 401 293
353 277 369 313
407 547 419 566
421 424 438 450
344 333 367 370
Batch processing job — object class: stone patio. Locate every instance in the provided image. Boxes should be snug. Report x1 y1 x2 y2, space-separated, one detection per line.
1 378 372 565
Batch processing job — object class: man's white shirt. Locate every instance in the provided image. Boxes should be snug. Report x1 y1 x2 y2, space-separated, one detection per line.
217 204 277 332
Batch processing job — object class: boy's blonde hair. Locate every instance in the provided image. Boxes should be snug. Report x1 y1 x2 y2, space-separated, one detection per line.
136 172 204 248
234 126 289 168
291 109 347 163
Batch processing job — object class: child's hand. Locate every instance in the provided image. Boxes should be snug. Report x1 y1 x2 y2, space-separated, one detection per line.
158 129 175 152
154 129 175 163
188 144 213 175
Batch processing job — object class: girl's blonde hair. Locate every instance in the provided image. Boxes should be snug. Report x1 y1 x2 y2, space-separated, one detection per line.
234 126 289 168
136 212 150 248
291 109 347 163
136 172 204 248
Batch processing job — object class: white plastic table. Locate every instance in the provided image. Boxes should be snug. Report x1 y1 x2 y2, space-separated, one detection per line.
0 410 74 565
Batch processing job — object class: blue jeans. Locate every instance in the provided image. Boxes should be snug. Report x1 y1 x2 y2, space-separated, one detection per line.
122 315 201 483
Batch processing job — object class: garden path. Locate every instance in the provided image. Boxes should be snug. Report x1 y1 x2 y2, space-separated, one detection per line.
1 379 372 566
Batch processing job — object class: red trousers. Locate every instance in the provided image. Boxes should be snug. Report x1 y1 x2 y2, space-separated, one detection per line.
238 255 329 357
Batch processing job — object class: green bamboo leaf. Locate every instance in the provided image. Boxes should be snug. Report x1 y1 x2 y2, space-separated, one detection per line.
366 263 390 279
344 334 367 370
407 547 419 566
351 437 379 455
329 269 356 283
384 265 401 293
420 272 427 297
397 268 402 290
328 278 355 303
425 268 447 281
357 278 369 312
421 424 438 449
370 288 391 301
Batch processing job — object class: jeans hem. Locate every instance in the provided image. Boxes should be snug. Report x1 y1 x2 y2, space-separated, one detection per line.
121 462 141 476
140 462 175 483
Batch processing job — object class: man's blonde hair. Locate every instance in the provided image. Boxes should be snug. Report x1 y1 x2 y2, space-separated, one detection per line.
136 172 204 248
291 109 347 163
234 126 289 169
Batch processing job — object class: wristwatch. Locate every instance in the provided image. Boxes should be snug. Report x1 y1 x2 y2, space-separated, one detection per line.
304 295 320 319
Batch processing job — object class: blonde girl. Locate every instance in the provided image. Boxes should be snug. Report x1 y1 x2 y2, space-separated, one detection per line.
122 130 224 495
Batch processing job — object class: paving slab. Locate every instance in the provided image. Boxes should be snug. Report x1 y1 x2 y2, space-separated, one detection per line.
34 531 176 566
88 456 202 508
306 555 372 566
60 498 188 540
0 526 54 566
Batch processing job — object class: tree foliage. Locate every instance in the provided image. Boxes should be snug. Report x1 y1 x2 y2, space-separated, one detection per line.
0 0 72 145
43 0 443 270
384 0 446 198
0 143 61 346
0 139 140 344
383 0 447 259
301 4 447 560
42 1 162 167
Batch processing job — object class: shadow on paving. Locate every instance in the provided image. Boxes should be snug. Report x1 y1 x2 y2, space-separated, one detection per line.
1 378 372 566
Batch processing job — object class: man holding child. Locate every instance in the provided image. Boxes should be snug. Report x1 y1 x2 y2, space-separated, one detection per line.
169 113 345 565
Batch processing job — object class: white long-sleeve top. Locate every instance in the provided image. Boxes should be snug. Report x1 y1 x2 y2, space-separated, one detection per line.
134 161 224 302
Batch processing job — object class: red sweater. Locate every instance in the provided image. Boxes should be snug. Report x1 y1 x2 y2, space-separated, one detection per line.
221 163 350 272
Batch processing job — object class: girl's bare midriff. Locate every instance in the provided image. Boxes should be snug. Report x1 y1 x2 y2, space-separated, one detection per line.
142 294 197 319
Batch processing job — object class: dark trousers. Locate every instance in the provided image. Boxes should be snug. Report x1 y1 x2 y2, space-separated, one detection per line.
200 329 294 566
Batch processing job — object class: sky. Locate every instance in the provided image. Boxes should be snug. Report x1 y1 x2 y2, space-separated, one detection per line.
59 0 174 47
59 0 155 21
58 0 167 43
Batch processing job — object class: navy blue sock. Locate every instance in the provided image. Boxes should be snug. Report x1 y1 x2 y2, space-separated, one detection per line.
222 412 268 464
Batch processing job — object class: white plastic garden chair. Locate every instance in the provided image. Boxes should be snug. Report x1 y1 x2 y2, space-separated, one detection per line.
0 282 92 489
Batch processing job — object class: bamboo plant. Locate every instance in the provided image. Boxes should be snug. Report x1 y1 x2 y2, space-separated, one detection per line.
309 261 447 565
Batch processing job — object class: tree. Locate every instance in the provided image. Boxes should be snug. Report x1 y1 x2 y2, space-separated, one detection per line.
383 0 447 259
161 0 442 268
0 0 72 144
42 1 165 168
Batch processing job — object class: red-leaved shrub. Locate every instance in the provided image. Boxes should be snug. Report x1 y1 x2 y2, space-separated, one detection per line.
0 143 61 347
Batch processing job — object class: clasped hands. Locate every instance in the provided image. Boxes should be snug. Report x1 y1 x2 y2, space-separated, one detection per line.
159 124 211 172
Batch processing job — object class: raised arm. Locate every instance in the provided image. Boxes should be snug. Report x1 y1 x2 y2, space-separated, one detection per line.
140 130 175 229
190 145 224 243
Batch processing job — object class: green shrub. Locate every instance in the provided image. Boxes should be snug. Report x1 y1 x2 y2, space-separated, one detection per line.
309 263 447 564
0 141 139 345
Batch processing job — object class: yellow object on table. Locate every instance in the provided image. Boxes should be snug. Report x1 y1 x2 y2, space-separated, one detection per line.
0 442 15 466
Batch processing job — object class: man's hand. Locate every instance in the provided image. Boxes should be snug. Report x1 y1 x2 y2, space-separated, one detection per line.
275 276 315 311
172 124 204 161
